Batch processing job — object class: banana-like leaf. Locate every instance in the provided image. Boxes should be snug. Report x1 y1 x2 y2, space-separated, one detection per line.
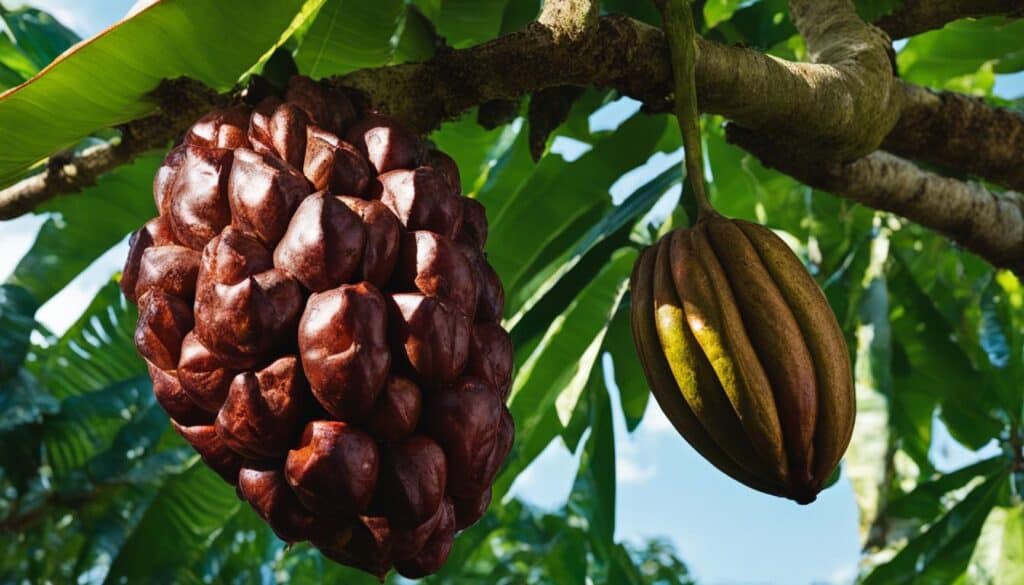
103 461 241 582
566 371 616 564
505 163 678 327
495 247 636 499
0 5 79 70
605 296 650 432
0 283 37 380
486 114 669 294
293 0 404 78
38 280 143 400
0 0 317 187
41 376 152 479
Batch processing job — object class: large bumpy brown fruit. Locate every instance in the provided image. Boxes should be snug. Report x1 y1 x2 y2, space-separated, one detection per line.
630 214 854 504
123 76 514 579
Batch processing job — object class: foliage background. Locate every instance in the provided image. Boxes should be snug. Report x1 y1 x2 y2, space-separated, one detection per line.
0 1 1023 583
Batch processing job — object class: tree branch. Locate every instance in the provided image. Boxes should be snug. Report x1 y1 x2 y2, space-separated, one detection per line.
2 10 1024 271
727 125 1024 275
875 0 1024 39
884 83 1024 192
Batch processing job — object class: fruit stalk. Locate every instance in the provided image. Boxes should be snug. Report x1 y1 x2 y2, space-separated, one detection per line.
657 0 714 219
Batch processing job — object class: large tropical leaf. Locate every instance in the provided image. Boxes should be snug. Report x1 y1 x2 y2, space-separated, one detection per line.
293 0 404 77
104 461 241 582
486 114 670 292
495 247 636 498
37 280 142 400
0 0 318 187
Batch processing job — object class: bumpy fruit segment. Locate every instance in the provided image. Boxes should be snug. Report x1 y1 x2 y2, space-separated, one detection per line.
122 76 515 579
630 215 853 504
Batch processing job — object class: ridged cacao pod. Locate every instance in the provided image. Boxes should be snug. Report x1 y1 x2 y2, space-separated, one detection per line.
630 215 854 504
122 76 515 579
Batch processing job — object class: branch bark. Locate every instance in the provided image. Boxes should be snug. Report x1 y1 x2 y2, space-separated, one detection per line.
875 0 1024 39
884 83 1024 192
2 8 1023 270
727 125 1024 275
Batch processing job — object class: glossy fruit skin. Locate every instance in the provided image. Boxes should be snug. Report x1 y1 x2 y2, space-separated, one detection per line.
123 76 514 579
630 215 854 504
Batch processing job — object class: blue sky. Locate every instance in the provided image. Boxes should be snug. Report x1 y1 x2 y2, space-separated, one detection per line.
2 3 1023 584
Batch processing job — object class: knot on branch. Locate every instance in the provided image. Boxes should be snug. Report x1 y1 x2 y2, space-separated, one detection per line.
539 0 599 41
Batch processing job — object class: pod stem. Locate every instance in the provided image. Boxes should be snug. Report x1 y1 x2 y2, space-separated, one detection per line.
659 0 715 220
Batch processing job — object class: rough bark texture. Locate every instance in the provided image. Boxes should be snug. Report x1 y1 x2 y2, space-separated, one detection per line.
728 125 1024 275
2 5 1023 271
885 84 1024 192
875 0 1024 39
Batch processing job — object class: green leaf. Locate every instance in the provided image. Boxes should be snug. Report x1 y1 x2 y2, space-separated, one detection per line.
0 369 57 431
0 0 316 187
885 457 1008 521
567 372 616 565
703 0 745 29
863 467 1009 585
293 0 404 77
898 18 1024 91
708 0 795 50
500 0 541 34
601 0 661 26
606 294 649 432
487 114 669 295
104 461 241 582
430 110 516 195
505 163 679 327
495 248 636 498
8 153 161 303
888 255 1003 449
855 0 904 23
0 34 39 88
38 280 143 400
964 504 1024 585
427 0 509 48
0 284 37 381
41 376 152 479
845 231 894 539
0 6 80 70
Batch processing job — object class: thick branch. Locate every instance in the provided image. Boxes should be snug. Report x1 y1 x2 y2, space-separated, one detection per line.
884 83 1024 192
875 0 1024 39
728 125 1024 275
2 12 1023 270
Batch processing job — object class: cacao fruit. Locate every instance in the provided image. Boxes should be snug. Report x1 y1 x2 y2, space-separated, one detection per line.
122 75 514 579
630 215 854 504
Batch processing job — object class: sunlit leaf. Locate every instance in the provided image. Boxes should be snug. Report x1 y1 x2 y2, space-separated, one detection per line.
0 0 317 187
293 0 404 77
